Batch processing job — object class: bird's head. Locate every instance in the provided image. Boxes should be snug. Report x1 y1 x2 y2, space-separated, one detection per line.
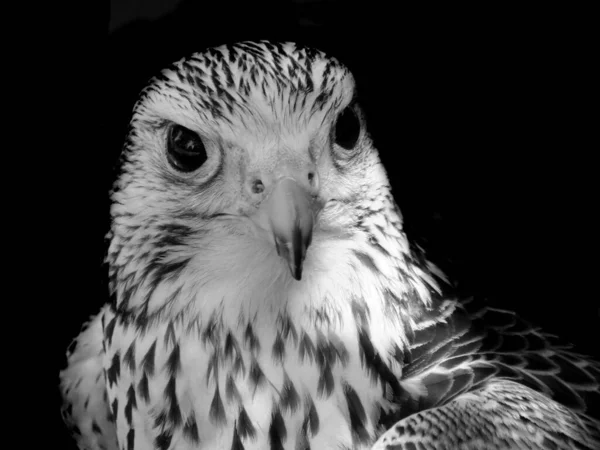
107 41 440 326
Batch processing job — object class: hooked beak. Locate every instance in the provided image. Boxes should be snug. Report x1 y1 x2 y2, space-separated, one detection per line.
255 177 315 280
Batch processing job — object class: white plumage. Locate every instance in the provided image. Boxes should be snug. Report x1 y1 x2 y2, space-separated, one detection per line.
60 41 600 450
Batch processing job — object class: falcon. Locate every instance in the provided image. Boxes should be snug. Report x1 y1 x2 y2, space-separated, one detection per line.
60 41 600 450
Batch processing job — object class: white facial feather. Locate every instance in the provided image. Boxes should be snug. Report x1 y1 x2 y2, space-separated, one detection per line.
108 41 438 329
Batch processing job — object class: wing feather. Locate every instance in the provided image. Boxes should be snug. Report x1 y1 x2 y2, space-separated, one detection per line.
374 379 600 450
390 297 600 430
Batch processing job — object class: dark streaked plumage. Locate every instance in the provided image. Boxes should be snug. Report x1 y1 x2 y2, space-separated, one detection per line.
60 41 600 450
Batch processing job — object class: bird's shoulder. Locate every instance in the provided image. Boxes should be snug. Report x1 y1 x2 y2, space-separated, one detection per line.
393 296 600 424
59 305 118 450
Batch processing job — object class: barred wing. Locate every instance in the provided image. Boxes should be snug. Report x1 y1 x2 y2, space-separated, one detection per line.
374 297 600 448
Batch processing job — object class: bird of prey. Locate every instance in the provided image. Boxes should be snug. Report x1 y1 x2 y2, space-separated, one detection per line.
60 41 600 450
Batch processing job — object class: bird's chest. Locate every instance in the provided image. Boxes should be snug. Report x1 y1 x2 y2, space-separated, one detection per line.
105 314 389 450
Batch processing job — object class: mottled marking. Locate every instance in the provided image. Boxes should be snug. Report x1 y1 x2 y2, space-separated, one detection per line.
120 286 137 314
165 377 182 427
353 250 379 274
154 430 173 450
111 398 119 423
202 315 218 346
357 327 403 396
125 384 137 426
390 343 405 366
272 332 285 364
299 332 315 364
237 407 256 440
315 329 335 369
183 414 200 444
269 408 287 450
302 396 319 437
226 374 242 404
105 315 117 346
127 428 135 450
279 315 298 346
343 382 370 444
124 340 136 372
166 343 181 376
280 373 300 413
249 358 266 389
317 363 335 398
141 340 157 376
328 332 350 366
107 352 121 387
351 297 370 326
137 372 150 403
210 386 226 425
231 427 245 450
149 259 190 293
404 423 416 436
164 322 176 348
233 353 246 377
244 323 260 353
206 350 220 385
224 331 239 360
153 410 167 429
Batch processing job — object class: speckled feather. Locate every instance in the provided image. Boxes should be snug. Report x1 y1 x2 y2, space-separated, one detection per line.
59 41 600 450
373 298 600 449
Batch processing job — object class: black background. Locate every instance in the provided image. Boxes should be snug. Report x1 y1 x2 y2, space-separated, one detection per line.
50 1 597 448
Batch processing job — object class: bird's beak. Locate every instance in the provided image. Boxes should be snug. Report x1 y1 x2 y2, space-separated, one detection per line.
255 177 315 280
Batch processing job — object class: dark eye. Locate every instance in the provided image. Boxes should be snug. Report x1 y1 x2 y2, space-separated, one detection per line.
334 106 360 150
166 124 208 172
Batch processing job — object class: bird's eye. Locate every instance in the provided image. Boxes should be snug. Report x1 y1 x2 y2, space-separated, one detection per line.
166 124 208 173
334 106 360 150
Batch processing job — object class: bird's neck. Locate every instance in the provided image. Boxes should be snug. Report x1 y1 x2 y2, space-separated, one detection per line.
107 214 442 361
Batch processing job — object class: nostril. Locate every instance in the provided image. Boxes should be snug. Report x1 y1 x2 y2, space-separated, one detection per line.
307 171 318 190
251 179 265 194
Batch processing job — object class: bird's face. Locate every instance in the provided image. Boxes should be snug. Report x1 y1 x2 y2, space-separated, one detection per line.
108 42 426 324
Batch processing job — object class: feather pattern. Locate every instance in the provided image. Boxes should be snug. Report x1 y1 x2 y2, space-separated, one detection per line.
401 297 600 419
60 41 600 450
60 306 118 450
374 297 600 448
